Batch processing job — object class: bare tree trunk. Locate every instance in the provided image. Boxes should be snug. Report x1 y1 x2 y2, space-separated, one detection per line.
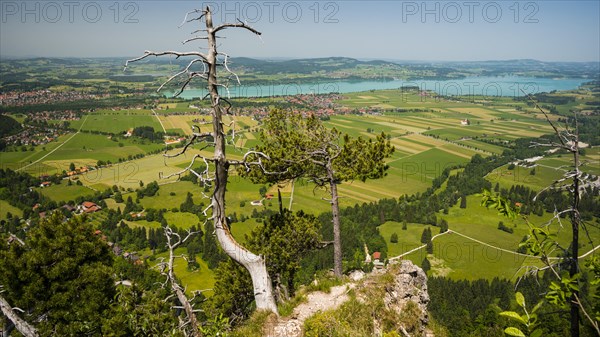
0 295 38 337
126 6 277 315
166 242 201 336
328 166 343 277
205 10 278 314
570 134 580 337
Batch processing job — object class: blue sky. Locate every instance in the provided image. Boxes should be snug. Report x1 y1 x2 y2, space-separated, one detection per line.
1 1 599 61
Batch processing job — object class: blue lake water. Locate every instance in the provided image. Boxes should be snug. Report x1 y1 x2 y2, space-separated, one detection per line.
165 76 589 99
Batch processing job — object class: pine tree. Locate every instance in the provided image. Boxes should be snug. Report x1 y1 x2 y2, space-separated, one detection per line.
243 109 394 277
460 195 467 208
422 257 431 273
0 212 115 335
246 209 321 298
390 232 399 243
420 227 432 244
439 219 449 233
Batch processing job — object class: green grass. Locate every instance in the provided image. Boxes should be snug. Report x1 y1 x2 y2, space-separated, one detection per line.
128 181 207 210
72 109 162 134
164 211 200 230
487 163 566 192
37 182 96 203
145 247 215 295
104 198 125 211
457 139 506 154
0 200 23 220
125 219 162 229
378 193 600 280
378 221 425 257
230 218 261 244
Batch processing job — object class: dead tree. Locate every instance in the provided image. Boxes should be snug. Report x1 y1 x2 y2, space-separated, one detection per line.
495 91 600 336
526 94 596 337
155 227 203 336
126 6 278 315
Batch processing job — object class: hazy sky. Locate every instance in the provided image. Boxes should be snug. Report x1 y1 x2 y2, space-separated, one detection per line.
1 1 599 61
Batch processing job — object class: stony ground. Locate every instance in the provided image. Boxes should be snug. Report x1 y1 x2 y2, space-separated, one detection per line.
264 283 356 337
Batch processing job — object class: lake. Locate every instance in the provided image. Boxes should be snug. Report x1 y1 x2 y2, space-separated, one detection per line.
164 76 590 99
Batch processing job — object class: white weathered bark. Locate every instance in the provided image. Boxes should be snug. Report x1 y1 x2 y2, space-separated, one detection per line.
0 295 38 337
204 8 278 313
164 228 201 336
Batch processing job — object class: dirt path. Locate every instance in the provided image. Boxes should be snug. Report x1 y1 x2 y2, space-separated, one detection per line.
266 283 355 337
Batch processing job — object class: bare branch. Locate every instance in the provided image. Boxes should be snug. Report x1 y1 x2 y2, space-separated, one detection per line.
183 36 209 44
124 51 207 70
214 19 262 36
157 58 207 92
179 9 206 28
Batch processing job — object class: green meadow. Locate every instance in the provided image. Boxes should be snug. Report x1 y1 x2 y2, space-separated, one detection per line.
379 194 600 281
143 247 216 296
70 109 163 134
37 183 96 203
0 200 23 221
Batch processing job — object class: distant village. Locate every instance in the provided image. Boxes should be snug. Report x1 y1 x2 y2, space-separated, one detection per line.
0 89 109 106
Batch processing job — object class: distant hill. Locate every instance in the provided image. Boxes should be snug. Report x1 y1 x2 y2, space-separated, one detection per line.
1 56 598 92
229 56 397 74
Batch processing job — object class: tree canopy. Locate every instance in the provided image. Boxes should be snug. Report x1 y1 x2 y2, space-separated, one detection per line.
244 109 394 186
243 109 394 276
0 212 115 336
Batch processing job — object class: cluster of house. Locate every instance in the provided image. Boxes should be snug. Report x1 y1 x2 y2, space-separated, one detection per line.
250 194 274 206
3 124 64 147
0 90 108 106
2 109 81 147
66 166 90 177
285 93 343 116
31 201 101 220
107 242 143 265
164 93 346 120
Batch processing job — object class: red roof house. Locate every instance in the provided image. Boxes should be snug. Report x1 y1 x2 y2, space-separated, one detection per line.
80 201 101 213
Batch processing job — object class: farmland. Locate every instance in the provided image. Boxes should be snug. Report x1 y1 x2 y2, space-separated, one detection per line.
69 109 163 134
1 84 598 289
3 88 591 219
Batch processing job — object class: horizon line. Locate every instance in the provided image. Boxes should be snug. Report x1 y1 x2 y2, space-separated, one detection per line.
1 55 599 64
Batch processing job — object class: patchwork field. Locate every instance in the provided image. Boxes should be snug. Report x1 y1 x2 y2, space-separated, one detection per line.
3 88 597 287
4 92 567 214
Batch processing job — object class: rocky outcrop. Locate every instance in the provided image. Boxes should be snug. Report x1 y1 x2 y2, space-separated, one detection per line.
263 260 431 337
379 260 430 336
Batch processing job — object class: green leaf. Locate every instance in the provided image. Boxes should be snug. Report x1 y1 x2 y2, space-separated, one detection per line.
531 301 544 314
504 327 526 337
515 292 526 308
530 329 543 337
500 311 528 325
